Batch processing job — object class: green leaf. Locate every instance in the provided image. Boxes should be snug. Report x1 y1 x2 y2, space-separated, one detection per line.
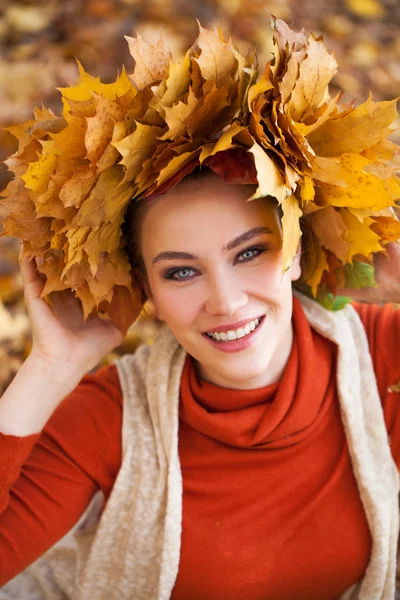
294 282 351 311
317 292 351 311
343 261 377 289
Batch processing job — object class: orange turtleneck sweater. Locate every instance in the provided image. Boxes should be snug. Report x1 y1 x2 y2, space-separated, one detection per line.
0 298 399 599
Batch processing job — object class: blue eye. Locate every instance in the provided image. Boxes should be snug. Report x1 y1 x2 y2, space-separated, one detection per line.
236 246 267 262
162 245 268 282
164 267 196 281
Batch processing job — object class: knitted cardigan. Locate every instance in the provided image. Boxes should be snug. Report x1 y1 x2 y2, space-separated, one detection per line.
1 292 399 600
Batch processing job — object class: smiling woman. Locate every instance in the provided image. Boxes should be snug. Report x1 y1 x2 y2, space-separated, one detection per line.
0 15 400 600
125 170 301 389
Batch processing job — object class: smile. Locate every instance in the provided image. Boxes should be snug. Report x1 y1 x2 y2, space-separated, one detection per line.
205 317 263 342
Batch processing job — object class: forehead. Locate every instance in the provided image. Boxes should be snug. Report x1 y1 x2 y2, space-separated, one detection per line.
140 175 280 255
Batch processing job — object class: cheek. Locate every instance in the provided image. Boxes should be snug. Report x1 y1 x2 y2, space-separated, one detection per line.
152 284 203 327
256 258 290 292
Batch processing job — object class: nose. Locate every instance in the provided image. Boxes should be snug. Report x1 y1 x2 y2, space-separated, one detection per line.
204 269 248 316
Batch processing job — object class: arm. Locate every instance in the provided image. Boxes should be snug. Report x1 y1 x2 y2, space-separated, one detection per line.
353 300 400 470
0 364 122 586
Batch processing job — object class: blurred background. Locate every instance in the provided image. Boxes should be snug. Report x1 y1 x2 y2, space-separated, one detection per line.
0 0 399 394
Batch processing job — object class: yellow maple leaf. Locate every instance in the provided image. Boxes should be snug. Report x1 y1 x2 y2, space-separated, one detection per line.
298 176 315 202
155 150 201 188
159 90 199 141
83 213 125 275
248 142 289 204
199 122 247 163
340 209 383 261
307 245 329 297
281 194 303 273
113 122 164 184
308 95 398 156
21 140 59 193
370 216 400 242
313 153 400 211
154 51 191 109
247 64 274 109
59 62 133 104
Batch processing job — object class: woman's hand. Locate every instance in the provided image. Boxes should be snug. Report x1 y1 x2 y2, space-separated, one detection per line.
337 242 400 304
20 253 126 379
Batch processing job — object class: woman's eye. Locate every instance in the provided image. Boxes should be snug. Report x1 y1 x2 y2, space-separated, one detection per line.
164 267 196 281
237 246 266 262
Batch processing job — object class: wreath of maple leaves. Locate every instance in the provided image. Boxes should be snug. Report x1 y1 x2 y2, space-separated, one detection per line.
0 16 399 330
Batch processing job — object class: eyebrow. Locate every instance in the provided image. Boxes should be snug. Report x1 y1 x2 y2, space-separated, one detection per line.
152 226 273 264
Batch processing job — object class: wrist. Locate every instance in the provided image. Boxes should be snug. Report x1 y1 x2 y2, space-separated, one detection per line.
26 349 88 389
0 355 84 436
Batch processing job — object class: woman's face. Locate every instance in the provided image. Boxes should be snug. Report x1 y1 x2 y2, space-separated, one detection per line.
140 174 301 389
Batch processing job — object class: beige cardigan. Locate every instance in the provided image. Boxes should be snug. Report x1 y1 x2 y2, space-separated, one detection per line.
1 292 399 599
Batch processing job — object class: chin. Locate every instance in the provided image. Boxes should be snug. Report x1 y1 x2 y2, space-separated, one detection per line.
212 354 275 387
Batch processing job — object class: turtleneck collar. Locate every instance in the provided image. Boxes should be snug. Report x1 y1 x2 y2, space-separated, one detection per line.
179 296 337 449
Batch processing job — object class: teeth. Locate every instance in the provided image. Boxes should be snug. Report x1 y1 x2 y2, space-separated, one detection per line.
207 318 261 342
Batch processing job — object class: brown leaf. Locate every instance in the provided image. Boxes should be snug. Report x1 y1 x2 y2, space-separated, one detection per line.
308 206 350 262
125 33 171 90
71 168 133 228
287 35 337 122
99 284 142 335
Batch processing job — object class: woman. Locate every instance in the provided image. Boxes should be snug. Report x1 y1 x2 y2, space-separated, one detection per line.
0 16 400 600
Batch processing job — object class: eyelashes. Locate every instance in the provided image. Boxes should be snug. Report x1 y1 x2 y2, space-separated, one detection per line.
162 245 269 282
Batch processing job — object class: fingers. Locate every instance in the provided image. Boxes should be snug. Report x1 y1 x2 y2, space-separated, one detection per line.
19 255 47 304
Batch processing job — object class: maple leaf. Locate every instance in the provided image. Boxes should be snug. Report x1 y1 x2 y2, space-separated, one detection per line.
343 262 377 289
313 154 400 211
193 23 238 87
150 51 191 111
307 246 329 297
308 95 399 157
98 284 142 335
281 194 303 273
125 33 171 90
1 16 399 325
308 206 350 262
248 142 290 204
287 35 338 122
340 209 383 261
113 122 164 184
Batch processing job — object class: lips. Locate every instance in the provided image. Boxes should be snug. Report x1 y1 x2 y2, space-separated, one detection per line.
202 315 266 353
204 315 265 335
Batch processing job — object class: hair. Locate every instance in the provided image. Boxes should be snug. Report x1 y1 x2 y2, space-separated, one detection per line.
121 166 311 301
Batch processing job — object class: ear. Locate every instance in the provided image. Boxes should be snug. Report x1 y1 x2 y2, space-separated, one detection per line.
134 269 166 322
290 240 302 282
